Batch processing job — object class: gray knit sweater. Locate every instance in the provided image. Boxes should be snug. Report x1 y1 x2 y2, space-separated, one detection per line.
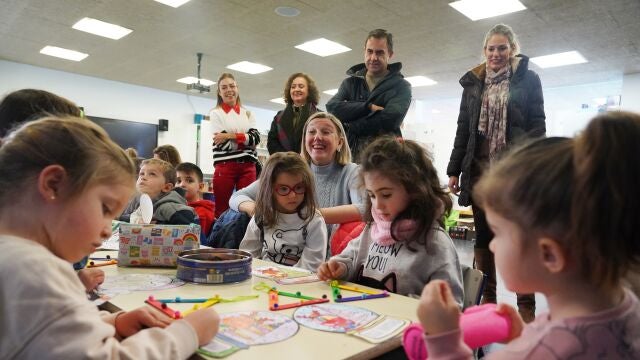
331 223 464 303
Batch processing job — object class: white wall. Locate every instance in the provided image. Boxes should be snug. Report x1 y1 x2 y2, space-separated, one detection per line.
405 80 623 184
622 72 640 113
0 59 276 174
2 59 629 183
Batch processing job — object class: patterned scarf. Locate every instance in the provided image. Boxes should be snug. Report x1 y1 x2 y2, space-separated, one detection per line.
275 103 317 152
369 210 417 246
478 64 511 158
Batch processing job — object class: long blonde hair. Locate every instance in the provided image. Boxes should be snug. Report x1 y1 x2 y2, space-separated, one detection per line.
482 23 520 59
300 112 351 166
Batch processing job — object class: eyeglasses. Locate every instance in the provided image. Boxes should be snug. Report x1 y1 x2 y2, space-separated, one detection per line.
275 183 306 196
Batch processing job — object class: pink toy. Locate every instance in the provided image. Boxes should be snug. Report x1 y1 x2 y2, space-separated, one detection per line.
403 303 511 359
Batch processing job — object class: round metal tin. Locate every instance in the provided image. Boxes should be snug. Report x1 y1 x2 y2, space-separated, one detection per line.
176 249 252 284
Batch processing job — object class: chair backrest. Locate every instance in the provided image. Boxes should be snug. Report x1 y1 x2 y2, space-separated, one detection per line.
462 264 486 310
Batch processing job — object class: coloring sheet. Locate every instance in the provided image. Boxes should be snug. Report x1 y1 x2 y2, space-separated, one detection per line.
217 311 298 346
293 303 379 333
252 265 320 284
252 265 310 280
350 316 410 343
97 273 185 298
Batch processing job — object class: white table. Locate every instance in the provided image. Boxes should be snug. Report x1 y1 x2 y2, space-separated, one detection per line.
96 251 419 359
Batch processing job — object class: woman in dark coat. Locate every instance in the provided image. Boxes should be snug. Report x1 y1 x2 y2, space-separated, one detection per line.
447 24 546 323
267 73 320 154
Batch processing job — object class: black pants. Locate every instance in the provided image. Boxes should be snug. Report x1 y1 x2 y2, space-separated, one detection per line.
472 203 493 249
469 151 492 249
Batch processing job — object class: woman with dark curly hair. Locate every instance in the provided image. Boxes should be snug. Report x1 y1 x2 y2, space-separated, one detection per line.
267 73 321 154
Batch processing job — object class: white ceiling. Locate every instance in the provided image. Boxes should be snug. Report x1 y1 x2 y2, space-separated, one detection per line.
1 0 639 110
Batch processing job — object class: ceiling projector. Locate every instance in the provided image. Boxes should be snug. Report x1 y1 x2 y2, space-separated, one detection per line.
187 82 210 93
187 52 210 93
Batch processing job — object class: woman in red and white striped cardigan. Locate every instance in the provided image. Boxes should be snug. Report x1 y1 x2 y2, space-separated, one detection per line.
209 72 260 218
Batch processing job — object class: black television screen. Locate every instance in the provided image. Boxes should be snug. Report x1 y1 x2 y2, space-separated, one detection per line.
88 116 158 158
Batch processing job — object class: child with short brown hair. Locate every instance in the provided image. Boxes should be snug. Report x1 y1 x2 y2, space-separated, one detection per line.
176 162 215 236
121 158 196 225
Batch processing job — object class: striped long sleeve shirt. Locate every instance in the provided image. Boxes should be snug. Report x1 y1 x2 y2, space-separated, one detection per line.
209 106 260 164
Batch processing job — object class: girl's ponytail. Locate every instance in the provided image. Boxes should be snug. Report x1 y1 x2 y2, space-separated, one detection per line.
572 111 640 287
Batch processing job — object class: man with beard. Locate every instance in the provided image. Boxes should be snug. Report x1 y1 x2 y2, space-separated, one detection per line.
327 29 412 162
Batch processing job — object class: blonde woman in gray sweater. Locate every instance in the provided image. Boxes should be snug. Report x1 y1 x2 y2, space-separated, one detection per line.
230 112 364 241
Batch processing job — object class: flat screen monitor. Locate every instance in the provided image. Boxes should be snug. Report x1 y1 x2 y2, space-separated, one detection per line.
88 116 158 158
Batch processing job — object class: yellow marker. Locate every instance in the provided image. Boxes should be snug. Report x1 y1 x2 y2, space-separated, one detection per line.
182 296 221 316
181 294 258 316
333 282 379 295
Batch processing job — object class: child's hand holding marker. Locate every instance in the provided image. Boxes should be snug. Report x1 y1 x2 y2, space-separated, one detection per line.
78 268 105 292
317 259 347 281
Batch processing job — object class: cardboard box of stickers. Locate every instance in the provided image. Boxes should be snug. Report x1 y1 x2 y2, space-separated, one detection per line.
118 223 200 267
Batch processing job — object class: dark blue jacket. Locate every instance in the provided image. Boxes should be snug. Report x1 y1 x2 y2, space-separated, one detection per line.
327 62 411 160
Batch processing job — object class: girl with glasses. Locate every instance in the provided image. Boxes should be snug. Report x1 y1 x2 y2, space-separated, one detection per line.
239 152 327 272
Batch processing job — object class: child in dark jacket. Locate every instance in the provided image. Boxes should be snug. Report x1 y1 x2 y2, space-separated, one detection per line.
120 159 196 225
176 162 215 236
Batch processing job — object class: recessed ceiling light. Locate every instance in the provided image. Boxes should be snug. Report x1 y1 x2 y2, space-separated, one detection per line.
405 76 437 87
323 89 339 96
176 77 215 86
530 51 588 68
449 0 526 21
432 109 441 114
154 0 191 8
72 17 132 40
39 46 88 61
226 61 273 75
275 6 300 17
295 38 351 57
270 97 286 105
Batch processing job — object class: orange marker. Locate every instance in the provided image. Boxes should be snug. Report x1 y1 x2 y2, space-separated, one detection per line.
269 290 279 309
87 259 118 268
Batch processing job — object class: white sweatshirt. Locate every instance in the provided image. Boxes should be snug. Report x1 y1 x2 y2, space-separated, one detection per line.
0 235 199 359
240 211 327 272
